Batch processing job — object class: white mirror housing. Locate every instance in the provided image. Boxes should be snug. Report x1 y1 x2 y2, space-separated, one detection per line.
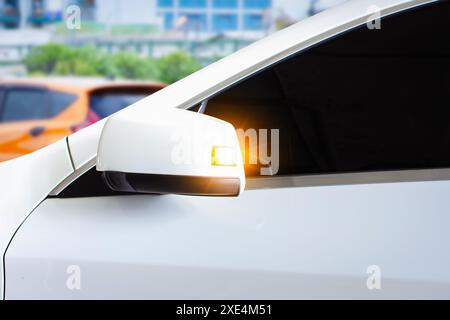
97 108 245 196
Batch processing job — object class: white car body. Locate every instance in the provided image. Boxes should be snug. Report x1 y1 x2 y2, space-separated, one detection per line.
1 0 449 299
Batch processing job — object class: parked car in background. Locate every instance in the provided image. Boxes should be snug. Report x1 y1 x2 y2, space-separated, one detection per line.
0 78 165 162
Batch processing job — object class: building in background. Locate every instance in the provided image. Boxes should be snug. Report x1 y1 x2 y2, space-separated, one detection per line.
0 0 62 29
0 0 104 29
0 0 329 32
157 0 274 36
0 0 346 67
0 0 167 33
95 0 159 27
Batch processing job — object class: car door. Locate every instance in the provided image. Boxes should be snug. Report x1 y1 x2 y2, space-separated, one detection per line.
4 0 450 299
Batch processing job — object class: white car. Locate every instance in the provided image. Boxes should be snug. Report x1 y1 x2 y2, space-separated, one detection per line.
1 0 450 300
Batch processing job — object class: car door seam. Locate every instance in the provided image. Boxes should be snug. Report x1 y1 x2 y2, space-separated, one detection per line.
2 197 46 300
2 137 75 300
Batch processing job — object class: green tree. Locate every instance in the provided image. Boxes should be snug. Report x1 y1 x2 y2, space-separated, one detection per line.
53 47 103 76
74 46 112 76
108 51 158 80
156 52 202 84
24 43 74 74
24 44 202 83
24 44 109 76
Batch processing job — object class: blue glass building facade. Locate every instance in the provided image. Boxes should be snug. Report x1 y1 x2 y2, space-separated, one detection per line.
157 0 272 33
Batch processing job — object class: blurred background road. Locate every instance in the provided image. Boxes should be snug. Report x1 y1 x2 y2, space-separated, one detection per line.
0 0 347 161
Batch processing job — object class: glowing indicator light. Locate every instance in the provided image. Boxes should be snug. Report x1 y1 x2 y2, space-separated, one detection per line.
211 146 237 167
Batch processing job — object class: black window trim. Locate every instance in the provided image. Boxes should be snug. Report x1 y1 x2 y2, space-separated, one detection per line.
246 168 450 190
50 159 450 197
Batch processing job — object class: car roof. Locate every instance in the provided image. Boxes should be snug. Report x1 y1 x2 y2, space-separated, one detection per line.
67 0 435 171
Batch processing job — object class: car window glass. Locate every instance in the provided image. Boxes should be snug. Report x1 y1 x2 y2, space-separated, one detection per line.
0 88 4 108
204 1 450 177
48 91 77 117
2 89 47 122
89 92 149 118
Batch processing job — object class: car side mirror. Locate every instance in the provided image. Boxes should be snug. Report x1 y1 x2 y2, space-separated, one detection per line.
96 108 245 196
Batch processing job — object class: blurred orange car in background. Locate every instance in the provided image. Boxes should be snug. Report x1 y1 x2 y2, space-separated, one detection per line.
0 78 165 162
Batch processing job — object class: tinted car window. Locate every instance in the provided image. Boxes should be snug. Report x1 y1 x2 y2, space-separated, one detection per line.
206 69 314 177
1 89 47 122
205 1 450 177
0 87 5 107
48 91 77 117
90 93 148 118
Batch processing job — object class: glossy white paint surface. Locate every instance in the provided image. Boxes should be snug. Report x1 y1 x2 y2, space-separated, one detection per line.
6 180 450 299
98 108 245 189
0 139 73 299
